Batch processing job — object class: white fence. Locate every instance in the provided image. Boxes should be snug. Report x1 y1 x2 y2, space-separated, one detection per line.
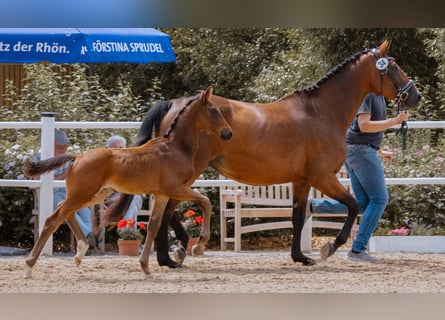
1 113 445 255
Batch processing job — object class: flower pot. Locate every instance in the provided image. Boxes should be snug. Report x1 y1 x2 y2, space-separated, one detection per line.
117 239 141 256
187 237 204 256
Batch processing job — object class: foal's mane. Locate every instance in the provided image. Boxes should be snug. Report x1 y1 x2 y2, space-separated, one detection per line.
293 49 369 95
163 95 199 138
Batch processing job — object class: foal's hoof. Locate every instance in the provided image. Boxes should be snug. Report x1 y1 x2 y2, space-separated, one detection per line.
173 246 186 265
24 266 32 279
320 242 336 260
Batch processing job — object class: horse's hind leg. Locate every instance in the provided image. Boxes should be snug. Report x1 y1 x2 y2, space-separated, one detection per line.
24 202 77 278
65 215 89 266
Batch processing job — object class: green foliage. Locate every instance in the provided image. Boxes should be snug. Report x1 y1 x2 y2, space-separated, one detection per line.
381 130 445 232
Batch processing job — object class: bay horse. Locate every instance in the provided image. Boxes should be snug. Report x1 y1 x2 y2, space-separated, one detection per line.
22 86 232 278
109 40 421 273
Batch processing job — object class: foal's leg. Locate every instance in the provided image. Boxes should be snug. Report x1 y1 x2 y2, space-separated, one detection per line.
172 187 212 256
139 195 169 276
65 215 89 266
24 202 77 278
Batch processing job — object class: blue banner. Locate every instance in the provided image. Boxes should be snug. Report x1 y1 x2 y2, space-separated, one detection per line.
0 28 176 64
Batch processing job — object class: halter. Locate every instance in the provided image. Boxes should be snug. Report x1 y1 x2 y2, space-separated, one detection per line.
372 48 410 150
371 48 413 106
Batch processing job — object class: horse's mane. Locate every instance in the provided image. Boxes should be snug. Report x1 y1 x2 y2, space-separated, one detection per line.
163 95 199 138
132 100 173 146
293 49 370 95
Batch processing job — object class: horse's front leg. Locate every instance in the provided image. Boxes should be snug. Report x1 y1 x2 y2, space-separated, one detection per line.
139 195 169 276
155 198 188 268
320 193 359 260
290 199 316 266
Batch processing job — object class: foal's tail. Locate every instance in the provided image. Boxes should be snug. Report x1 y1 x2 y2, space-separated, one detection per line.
101 194 134 227
103 100 174 225
23 154 75 178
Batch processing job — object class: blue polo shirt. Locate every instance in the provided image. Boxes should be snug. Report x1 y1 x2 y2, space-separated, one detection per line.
346 93 386 149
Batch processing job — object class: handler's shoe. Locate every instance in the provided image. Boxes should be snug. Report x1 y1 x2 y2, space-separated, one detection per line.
347 250 380 262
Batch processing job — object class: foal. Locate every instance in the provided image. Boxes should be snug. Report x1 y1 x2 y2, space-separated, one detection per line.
22 86 232 278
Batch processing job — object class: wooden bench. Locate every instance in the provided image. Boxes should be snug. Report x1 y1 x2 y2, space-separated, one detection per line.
219 168 360 253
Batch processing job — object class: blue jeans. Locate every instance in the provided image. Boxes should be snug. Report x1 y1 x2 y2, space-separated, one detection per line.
54 188 92 237
345 145 388 253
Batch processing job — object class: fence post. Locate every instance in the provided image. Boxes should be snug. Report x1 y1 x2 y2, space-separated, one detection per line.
39 112 56 256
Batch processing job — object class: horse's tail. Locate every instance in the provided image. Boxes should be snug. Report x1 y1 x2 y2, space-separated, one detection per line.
101 194 133 228
131 100 173 146
22 154 75 178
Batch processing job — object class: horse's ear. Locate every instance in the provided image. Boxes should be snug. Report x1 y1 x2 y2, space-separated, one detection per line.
378 39 392 56
202 86 213 102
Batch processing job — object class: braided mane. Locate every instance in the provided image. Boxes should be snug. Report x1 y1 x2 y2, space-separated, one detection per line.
294 49 370 95
163 95 199 138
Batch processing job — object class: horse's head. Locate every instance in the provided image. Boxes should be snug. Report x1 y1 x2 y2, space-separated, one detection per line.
196 86 232 141
369 39 421 110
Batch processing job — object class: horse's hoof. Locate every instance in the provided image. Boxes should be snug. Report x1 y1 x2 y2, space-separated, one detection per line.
173 247 186 265
140 262 151 276
302 257 316 266
159 258 181 268
24 266 32 279
291 254 316 266
320 242 336 260
191 244 204 256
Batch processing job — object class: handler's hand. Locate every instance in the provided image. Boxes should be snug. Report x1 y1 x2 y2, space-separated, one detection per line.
378 149 393 161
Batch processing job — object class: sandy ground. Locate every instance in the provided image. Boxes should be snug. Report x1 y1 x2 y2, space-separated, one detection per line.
1 247 445 293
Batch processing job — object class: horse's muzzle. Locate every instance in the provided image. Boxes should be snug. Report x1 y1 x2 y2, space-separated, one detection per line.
221 128 233 140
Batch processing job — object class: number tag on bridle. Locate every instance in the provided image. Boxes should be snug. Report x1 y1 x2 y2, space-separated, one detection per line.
376 57 389 71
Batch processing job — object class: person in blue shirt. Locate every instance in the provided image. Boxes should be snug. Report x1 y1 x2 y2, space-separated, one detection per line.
345 93 408 262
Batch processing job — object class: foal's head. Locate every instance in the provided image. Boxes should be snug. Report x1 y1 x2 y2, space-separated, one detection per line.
164 86 232 141
366 39 421 110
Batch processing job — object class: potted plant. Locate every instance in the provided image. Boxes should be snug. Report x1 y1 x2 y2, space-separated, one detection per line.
181 209 204 255
116 218 146 256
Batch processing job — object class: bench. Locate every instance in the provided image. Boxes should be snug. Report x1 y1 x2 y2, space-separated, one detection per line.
219 168 360 253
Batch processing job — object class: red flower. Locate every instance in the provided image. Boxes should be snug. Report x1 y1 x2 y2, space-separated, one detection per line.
117 219 127 229
193 216 203 225
127 218 136 228
184 210 196 218
137 222 146 230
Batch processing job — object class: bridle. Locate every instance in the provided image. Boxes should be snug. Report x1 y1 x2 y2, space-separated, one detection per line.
371 47 412 150
371 48 414 106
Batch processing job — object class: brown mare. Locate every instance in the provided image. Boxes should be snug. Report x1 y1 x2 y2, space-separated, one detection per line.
109 40 421 272
22 87 232 277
